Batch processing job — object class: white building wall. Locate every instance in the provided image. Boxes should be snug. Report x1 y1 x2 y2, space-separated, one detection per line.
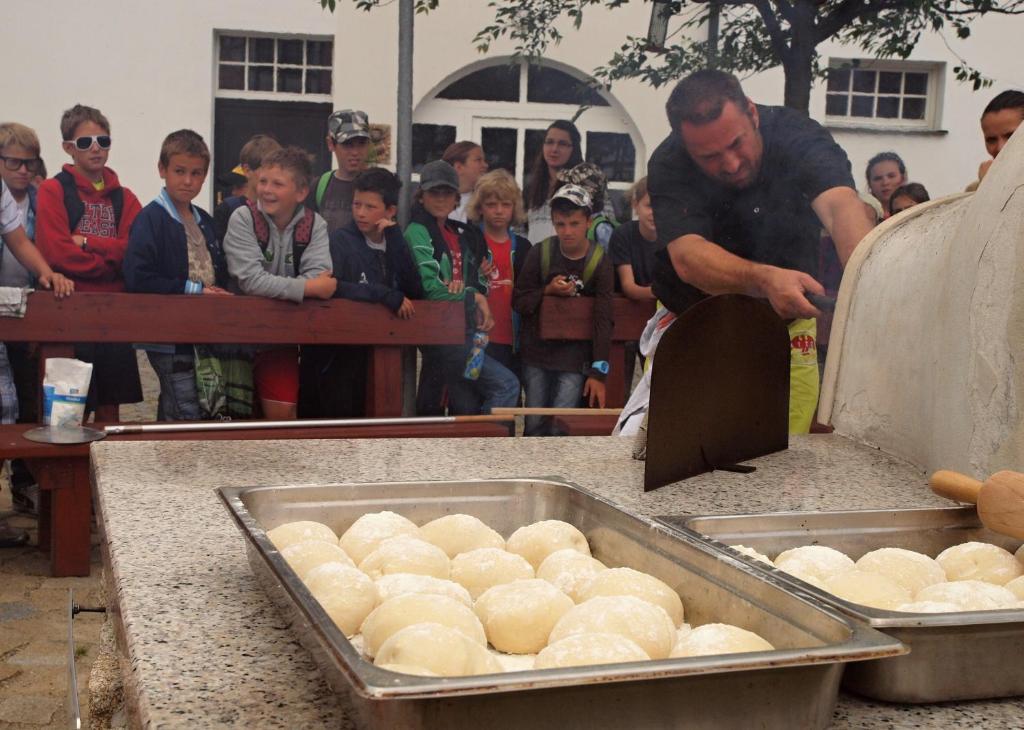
1 0 331 207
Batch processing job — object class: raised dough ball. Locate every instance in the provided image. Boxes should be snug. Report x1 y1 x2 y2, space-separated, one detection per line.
267 520 337 550
855 548 946 596
281 540 354 580
537 549 607 602
506 520 590 570
549 595 676 660
339 511 420 565
895 601 963 613
377 663 439 677
1016 544 1024 564
375 623 501 677
419 514 505 557
774 546 854 583
916 580 1019 610
375 573 472 607
1005 575 1024 601
669 623 774 658
360 593 486 657
577 567 684 627
935 542 1024 585
823 569 911 610
488 650 537 673
450 548 535 599
474 579 574 654
304 563 378 636
730 545 772 565
535 633 650 669
359 536 450 580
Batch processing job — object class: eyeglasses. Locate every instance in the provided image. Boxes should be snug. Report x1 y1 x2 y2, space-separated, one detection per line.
0 155 42 173
543 139 573 149
71 135 112 151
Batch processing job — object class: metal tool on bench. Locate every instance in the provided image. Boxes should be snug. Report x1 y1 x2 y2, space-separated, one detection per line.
929 469 1024 540
643 294 791 491
104 414 513 435
23 425 107 445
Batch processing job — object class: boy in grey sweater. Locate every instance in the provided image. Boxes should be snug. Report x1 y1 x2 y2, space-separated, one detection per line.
223 146 335 418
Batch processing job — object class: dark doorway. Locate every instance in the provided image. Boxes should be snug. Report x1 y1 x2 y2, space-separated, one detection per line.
213 98 333 206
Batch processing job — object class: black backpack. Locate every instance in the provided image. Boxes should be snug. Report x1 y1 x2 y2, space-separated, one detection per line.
56 170 124 232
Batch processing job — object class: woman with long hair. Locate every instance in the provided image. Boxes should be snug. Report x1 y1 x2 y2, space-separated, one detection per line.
524 120 583 241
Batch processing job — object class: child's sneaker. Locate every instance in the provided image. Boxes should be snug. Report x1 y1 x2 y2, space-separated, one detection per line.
11 482 39 516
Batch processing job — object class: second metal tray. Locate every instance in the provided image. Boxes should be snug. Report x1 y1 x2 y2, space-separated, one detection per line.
660 506 1024 703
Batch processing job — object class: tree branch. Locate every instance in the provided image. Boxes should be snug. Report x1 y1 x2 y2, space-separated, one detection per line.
753 0 791 61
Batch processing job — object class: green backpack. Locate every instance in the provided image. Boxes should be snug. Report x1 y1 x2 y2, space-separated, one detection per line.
194 345 255 419
539 236 605 288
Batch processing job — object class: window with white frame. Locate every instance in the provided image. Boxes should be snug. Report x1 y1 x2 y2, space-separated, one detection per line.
825 60 943 130
217 33 333 99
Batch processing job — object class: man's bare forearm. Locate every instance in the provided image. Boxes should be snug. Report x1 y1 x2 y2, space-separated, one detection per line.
666 234 766 297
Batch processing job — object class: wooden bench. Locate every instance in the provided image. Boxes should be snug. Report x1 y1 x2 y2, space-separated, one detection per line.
539 296 655 435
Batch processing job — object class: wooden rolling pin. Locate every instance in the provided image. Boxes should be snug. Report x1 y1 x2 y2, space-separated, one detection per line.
929 470 1024 540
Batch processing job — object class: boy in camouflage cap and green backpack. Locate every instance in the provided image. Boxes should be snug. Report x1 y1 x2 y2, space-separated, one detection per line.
315 109 371 234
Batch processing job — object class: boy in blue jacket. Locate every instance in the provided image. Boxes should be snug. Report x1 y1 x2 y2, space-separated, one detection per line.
124 129 231 420
299 168 423 417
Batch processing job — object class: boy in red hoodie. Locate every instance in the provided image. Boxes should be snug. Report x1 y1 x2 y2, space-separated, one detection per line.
35 104 143 420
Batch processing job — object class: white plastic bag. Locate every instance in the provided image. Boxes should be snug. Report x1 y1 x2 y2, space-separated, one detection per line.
43 358 93 427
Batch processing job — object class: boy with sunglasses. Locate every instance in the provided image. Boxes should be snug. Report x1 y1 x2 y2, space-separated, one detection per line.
36 104 144 421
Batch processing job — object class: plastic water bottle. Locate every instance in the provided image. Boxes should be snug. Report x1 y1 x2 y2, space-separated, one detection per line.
463 331 490 380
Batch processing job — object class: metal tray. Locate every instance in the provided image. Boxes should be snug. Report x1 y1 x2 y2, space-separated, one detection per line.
219 478 903 730
660 507 1024 703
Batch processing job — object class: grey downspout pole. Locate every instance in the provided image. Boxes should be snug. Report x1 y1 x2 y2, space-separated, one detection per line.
396 0 416 415
707 2 721 68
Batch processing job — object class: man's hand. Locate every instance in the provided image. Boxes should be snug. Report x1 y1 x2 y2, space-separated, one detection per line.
755 265 824 319
397 297 415 319
479 257 495 277
583 377 606 408
544 276 575 297
202 285 233 295
37 271 74 298
473 292 494 331
303 270 337 300
446 278 465 295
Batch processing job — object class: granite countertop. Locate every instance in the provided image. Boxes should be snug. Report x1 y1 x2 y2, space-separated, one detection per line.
91 434 1024 728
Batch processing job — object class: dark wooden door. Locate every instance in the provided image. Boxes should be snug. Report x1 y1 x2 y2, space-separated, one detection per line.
213 98 333 205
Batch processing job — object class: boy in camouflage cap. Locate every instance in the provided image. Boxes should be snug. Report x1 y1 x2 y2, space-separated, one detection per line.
556 162 616 250
314 109 371 233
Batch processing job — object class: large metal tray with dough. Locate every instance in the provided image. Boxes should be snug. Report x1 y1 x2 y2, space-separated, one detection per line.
219 478 902 730
660 506 1024 703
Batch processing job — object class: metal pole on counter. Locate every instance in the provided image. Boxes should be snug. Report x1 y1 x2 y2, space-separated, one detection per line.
103 414 512 436
396 0 417 416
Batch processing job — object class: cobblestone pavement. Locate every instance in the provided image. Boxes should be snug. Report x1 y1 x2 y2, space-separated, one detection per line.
0 353 158 729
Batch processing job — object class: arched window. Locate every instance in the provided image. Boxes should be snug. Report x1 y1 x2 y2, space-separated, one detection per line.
413 59 644 218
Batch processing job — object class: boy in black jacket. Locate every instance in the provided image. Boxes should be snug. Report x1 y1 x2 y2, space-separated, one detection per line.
299 168 423 417
124 129 231 420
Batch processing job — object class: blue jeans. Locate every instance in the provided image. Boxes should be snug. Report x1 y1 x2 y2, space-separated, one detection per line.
522 364 584 436
433 345 520 416
146 351 202 421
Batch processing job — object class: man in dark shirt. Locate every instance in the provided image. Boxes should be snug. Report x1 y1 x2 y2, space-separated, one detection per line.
647 70 874 431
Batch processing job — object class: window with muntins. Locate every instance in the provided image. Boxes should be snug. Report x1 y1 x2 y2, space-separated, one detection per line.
217 34 333 98
825 60 943 131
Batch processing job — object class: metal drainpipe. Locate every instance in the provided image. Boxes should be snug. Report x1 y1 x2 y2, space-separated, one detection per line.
396 0 416 415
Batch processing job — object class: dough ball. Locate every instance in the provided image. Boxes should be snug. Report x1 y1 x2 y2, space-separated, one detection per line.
506 520 591 570
577 567 684 627
488 650 537 673
375 623 501 677
536 549 607 602
549 595 676 660
267 520 337 550
535 633 650 669
339 511 420 565
1016 544 1024 564
935 542 1024 585
916 580 1018 610
1005 575 1024 601
474 579 574 654
419 514 505 557
774 546 854 583
450 548 535 599
377 663 439 677
778 568 829 592
375 573 472 607
281 540 354 580
359 536 450 580
669 623 774 658
823 569 911 610
855 548 946 596
304 563 378 636
360 593 486 657
894 601 962 613
730 545 772 565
